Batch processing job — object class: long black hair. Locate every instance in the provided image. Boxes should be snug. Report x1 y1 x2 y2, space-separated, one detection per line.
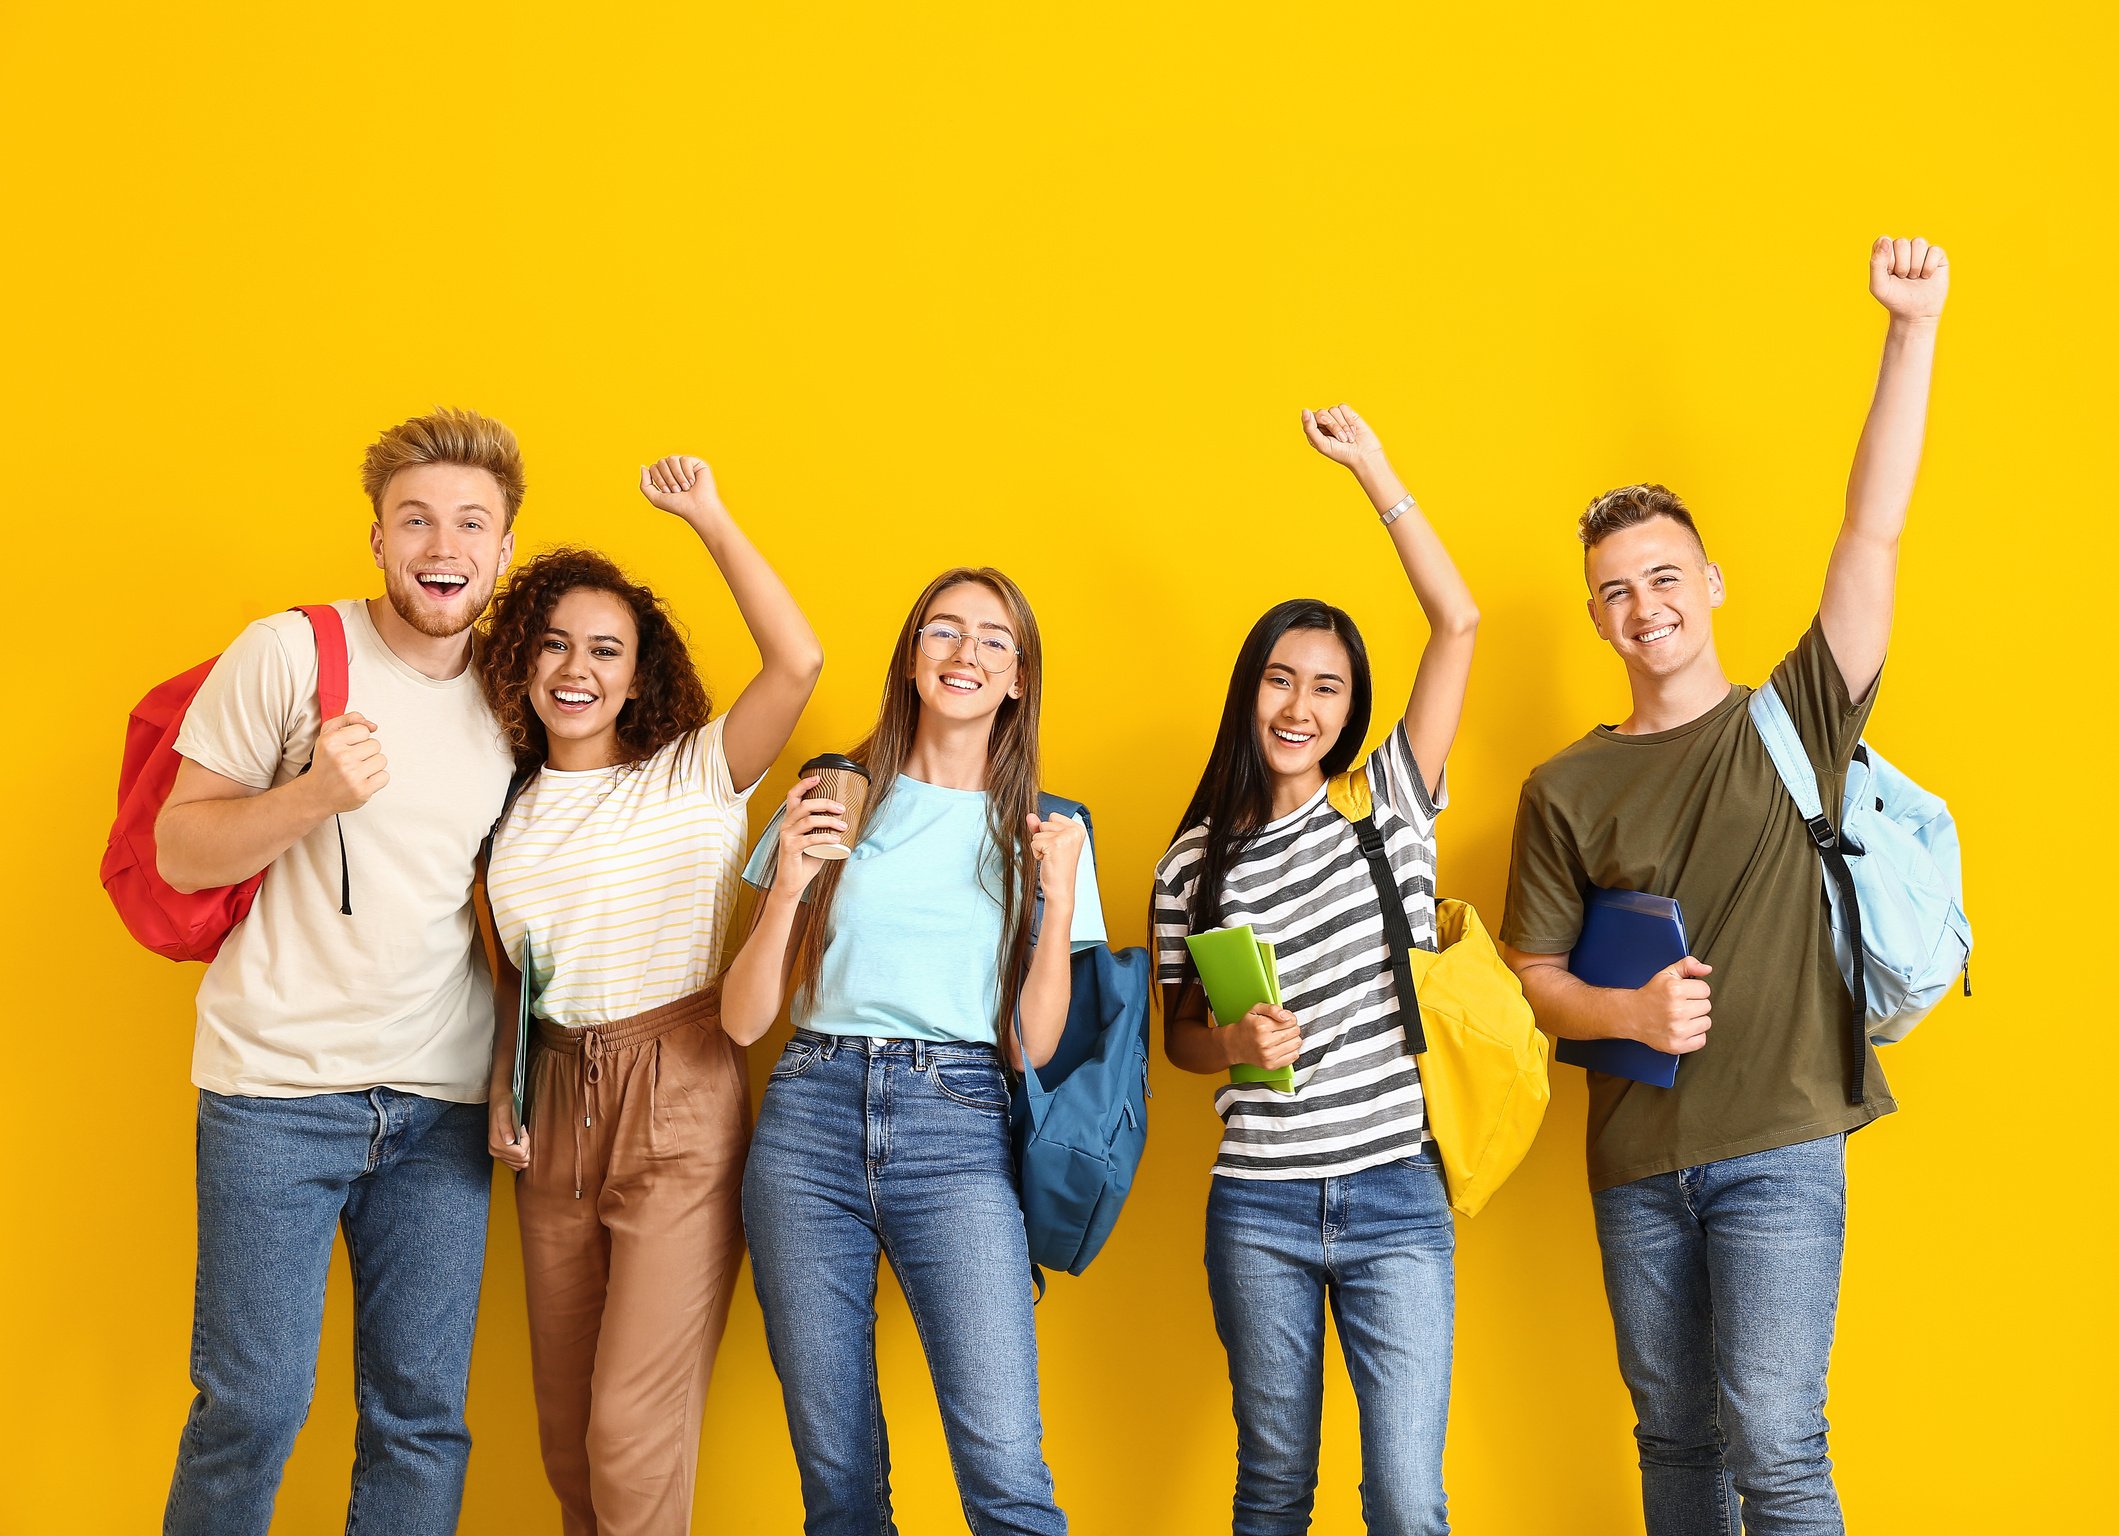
1171 599 1374 951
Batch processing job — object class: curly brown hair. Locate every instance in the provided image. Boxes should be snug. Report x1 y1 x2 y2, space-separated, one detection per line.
477 547 712 770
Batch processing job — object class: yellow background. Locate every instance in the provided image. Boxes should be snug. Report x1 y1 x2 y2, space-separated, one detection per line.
3 2 2108 1530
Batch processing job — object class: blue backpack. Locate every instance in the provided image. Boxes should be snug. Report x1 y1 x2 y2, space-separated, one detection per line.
1009 794 1153 1294
1748 685 1972 1102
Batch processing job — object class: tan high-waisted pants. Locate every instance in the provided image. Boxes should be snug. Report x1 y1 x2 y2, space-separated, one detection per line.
516 989 749 1536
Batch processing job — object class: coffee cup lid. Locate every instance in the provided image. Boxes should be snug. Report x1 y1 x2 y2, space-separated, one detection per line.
800 752 868 779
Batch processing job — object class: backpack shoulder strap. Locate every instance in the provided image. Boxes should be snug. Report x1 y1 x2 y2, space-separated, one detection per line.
1746 682 1871 1106
1038 792 1093 851
474 768 538 989
290 604 354 914
292 604 351 721
1325 762 1373 824
1746 682 1830 830
1325 759 1427 1055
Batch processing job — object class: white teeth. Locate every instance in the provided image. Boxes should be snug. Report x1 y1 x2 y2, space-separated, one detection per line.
554 690 595 704
421 573 467 587
1636 625 1675 643
1273 729 1314 744
941 676 979 691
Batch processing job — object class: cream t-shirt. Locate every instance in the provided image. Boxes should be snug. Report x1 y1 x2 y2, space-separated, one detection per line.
174 599 514 1100
486 718 759 1029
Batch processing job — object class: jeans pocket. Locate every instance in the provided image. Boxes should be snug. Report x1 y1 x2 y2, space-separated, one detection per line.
768 1035 826 1082
928 1059 1009 1113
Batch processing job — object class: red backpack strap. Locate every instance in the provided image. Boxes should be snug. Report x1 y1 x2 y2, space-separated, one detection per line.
291 604 351 720
290 604 355 917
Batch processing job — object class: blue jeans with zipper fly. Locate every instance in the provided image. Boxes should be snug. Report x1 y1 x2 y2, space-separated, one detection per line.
1591 1133 1849 1536
1205 1146 1455 1536
743 1031 1066 1536
164 1087 491 1536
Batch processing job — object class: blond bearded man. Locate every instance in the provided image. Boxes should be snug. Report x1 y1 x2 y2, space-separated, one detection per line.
159 409 522 1535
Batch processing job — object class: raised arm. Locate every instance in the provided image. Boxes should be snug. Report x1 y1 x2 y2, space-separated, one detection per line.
1301 405 1479 797
1821 237 1950 704
640 456 824 790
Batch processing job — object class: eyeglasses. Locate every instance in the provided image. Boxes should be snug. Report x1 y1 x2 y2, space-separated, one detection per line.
916 623 1019 674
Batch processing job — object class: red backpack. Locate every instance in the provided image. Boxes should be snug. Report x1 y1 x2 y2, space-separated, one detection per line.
102 605 351 962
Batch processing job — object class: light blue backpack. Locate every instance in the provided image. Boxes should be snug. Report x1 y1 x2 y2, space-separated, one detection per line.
1748 685 1972 1099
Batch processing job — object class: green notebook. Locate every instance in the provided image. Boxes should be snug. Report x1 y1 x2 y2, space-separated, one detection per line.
512 927 538 1132
1183 925 1296 1093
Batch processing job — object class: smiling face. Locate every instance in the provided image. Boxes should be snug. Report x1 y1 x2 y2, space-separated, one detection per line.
1254 627 1356 790
1585 515 1725 681
910 581 1024 723
369 463 514 638
529 587 641 768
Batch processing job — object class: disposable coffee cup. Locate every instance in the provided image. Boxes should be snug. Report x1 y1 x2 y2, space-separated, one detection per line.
798 753 869 861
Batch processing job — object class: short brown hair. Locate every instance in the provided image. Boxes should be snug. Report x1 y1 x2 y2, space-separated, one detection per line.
1578 483 1705 558
361 407 525 527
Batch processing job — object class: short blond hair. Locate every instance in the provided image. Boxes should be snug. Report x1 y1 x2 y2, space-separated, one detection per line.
361 407 525 527
1579 483 1704 559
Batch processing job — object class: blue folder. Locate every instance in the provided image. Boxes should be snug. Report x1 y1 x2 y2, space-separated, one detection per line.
1556 888 1689 1088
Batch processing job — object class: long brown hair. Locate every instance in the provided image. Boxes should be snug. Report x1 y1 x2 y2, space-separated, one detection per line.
786 567 1044 1034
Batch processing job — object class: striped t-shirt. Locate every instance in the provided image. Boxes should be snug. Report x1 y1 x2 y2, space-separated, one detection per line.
488 717 760 1029
1153 722 1444 1181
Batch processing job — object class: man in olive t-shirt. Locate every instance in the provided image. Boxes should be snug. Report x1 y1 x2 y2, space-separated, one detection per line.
1501 239 1951 1536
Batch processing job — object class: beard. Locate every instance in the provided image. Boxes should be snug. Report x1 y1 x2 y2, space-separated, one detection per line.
382 567 495 639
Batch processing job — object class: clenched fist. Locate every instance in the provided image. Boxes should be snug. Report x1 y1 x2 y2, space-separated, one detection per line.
639 455 726 526
1870 235 1948 323
1026 810 1086 907
307 711 388 813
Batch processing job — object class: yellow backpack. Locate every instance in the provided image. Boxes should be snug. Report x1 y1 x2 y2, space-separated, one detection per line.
1327 761 1550 1218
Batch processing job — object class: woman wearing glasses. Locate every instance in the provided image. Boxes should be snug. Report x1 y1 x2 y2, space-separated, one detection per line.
720 567 1105 1535
1153 407 1479 1535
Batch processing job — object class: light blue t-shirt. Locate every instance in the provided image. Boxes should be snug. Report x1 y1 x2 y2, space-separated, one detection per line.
742 774 1107 1044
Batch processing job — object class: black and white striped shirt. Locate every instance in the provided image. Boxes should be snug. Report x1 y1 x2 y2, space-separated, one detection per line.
1153 722 1443 1181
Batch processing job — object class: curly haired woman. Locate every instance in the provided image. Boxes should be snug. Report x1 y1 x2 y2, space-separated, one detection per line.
475 454 821 1535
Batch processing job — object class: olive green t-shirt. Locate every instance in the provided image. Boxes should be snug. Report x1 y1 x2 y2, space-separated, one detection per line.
1501 619 1895 1191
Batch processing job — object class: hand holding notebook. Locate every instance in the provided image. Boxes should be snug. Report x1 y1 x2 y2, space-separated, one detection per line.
1184 925 1297 1093
1557 888 1698 1088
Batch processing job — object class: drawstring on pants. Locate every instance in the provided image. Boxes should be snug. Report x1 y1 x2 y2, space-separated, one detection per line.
528 987 721 1201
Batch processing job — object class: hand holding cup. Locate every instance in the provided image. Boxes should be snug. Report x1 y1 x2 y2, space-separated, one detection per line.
773 777 848 896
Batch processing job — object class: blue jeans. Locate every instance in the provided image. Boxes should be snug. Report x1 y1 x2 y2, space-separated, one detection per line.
164 1088 492 1536
742 1032 1065 1536
1204 1148 1455 1536
1591 1133 1848 1536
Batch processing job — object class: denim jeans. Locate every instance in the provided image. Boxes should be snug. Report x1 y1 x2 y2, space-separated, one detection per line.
1204 1147 1455 1536
1591 1133 1848 1536
742 1032 1065 1536
164 1088 492 1536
